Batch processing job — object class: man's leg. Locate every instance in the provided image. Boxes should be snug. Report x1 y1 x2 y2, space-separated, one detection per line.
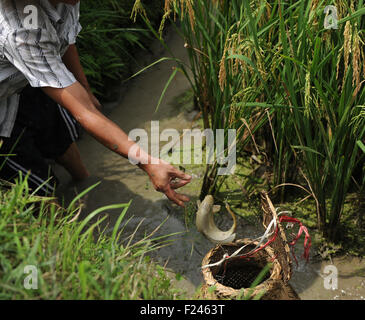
56 141 89 181
0 86 89 196
0 128 58 196
29 87 89 183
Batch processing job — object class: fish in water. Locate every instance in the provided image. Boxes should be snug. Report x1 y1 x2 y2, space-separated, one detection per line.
196 195 237 244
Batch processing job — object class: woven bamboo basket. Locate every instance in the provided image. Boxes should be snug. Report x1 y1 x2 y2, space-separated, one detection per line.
201 239 283 299
200 192 299 300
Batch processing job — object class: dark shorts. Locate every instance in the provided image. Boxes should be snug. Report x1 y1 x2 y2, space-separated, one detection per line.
0 86 80 196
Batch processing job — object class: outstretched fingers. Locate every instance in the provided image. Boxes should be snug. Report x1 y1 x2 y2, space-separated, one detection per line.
171 168 192 181
170 178 190 189
165 186 190 207
147 161 192 207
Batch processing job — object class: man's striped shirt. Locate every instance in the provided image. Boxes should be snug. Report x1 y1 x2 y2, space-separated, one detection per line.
0 0 81 137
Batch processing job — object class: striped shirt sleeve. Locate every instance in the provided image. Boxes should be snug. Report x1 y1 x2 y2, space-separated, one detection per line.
68 21 82 45
67 5 82 45
3 27 76 89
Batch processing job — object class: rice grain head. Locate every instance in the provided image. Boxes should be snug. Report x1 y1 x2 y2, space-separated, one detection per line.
159 9 172 38
311 0 320 11
218 46 228 91
131 0 148 23
335 0 347 19
164 0 173 12
164 0 195 30
352 25 361 88
362 40 365 81
343 20 352 89
185 0 195 31
304 70 312 118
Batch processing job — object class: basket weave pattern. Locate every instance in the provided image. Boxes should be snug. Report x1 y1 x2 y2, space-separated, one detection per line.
201 239 282 299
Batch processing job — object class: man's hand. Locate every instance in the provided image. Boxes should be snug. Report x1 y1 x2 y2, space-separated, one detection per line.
140 159 192 207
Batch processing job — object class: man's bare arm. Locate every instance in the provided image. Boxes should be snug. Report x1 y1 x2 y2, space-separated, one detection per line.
42 82 191 206
62 44 101 109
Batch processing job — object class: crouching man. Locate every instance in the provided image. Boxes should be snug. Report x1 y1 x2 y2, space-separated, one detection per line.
0 0 191 206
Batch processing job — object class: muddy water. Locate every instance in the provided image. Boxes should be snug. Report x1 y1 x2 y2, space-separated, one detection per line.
56 30 365 300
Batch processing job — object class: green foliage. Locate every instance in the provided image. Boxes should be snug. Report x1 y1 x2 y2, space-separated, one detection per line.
78 0 163 98
261 0 365 241
134 0 365 242
134 0 272 197
0 175 182 300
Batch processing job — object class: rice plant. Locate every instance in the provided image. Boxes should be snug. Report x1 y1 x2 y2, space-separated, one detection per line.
78 0 163 97
225 0 365 241
264 0 365 240
133 0 364 241
133 0 272 197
